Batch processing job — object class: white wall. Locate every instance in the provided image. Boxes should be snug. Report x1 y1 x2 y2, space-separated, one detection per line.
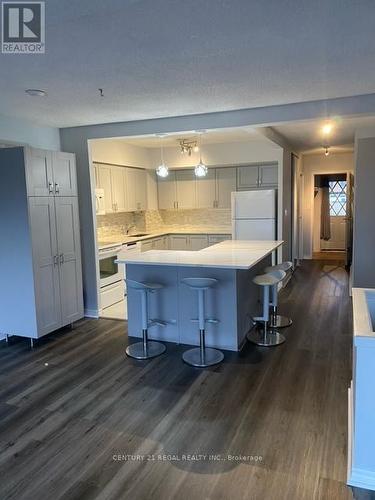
89 139 151 167
301 151 354 258
0 114 60 150
148 139 281 168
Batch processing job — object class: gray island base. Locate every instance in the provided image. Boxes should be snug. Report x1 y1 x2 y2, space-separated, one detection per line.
117 240 283 352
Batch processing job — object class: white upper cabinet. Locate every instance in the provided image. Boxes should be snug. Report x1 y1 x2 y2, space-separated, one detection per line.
133 168 147 210
175 170 196 209
237 166 259 189
126 167 147 211
196 169 216 208
259 164 278 187
97 164 114 213
158 173 177 209
25 149 77 197
111 166 127 212
25 148 54 196
216 167 237 208
52 152 78 196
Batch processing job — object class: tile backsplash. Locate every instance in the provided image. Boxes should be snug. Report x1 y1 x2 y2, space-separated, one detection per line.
96 209 231 240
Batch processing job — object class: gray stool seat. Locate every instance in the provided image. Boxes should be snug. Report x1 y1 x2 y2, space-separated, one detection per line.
125 279 166 360
264 262 293 329
253 272 285 287
181 278 224 368
247 270 286 347
264 261 293 273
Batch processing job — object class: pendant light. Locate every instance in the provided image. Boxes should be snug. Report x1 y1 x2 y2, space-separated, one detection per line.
195 133 208 177
156 135 169 177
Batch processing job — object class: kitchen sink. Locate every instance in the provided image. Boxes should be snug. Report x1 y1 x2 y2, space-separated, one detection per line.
128 233 149 237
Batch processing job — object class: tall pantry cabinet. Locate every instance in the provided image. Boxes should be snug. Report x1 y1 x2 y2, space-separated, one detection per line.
0 147 84 343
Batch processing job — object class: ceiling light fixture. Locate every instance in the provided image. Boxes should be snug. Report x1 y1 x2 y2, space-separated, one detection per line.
179 139 198 156
195 133 207 178
156 135 169 178
25 89 47 97
322 123 333 135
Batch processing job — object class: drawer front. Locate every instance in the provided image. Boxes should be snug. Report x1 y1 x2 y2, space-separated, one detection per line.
101 282 124 309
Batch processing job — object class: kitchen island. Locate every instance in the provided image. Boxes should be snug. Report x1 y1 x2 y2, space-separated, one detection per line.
117 240 283 351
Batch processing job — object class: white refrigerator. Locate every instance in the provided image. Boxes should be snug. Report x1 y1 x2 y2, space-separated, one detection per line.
231 190 277 240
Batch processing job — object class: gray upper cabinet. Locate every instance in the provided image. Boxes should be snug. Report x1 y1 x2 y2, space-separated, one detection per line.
216 167 237 208
25 148 77 197
259 164 278 187
237 163 278 189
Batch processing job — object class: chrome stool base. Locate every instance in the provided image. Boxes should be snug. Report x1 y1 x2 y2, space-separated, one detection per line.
269 314 292 329
126 340 166 360
247 326 286 347
182 347 224 368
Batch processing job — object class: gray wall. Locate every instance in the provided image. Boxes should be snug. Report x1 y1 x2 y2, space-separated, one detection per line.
0 114 60 150
352 137 375 287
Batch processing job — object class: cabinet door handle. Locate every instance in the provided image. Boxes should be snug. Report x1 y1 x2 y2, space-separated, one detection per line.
53 255 58 266
59 253 64 264
48 181 54 194
55 182 60 194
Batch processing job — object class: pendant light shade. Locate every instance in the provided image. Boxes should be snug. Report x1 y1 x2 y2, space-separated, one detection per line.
195 162 208 177
195 133 207 177
156 135 169 177
156 163 169 177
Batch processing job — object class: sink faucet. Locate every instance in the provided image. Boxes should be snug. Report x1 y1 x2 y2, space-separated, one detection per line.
126 224 136 235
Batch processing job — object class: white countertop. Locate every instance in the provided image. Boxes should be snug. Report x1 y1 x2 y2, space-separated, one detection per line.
97 226 232 250
116 240 282 270
352 288 375 345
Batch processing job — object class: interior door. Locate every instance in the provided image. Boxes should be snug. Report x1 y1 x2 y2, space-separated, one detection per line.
28 197 62 335
25 148 54 196
175 170 196 209
52 152 77 196
55 197 84 325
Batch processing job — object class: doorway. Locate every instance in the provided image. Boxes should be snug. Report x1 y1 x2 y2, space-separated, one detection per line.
312 173 353 262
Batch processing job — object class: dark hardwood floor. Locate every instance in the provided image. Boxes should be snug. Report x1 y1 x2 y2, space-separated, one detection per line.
0 260 370 499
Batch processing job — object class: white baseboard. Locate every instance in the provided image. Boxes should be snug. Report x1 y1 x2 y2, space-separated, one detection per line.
84 309 99 319
348 468 375 491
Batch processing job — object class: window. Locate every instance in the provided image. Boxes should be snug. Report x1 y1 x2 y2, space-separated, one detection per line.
329 180 347 216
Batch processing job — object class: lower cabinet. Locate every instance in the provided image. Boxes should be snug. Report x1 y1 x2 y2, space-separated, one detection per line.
29 196 84 337
140 233 231 252
208 234 232 245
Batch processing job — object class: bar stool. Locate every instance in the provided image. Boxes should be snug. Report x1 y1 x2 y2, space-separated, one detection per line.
181 278 224 368
247 270 286 347
125 279 167 360
264 262 293 328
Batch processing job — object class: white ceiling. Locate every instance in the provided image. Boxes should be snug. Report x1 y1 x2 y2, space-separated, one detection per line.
1 0 375 128
273 115 375 152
